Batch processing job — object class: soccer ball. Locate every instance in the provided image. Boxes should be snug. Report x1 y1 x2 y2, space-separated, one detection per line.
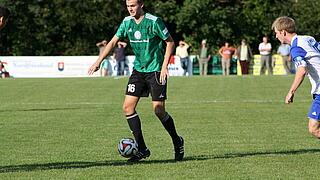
118 138 138 158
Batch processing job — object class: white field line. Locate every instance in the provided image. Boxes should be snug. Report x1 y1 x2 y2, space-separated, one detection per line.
2 99 310 106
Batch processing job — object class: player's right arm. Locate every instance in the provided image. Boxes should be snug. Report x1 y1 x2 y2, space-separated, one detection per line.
285 46 307 104
285 66 306 104
88 35 119 75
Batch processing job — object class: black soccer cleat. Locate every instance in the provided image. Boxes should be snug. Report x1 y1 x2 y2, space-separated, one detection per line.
127 149 151 162
174 136 184 161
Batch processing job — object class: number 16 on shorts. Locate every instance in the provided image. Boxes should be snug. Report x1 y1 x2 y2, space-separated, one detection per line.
127 84 135 93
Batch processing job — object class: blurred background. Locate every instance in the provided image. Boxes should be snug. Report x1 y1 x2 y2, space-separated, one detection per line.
0 0 319 56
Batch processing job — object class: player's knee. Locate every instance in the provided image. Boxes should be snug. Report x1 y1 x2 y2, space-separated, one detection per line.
308 119 320 138
122 104 134 115
154 106 165 119
308 126 320 138
308 127 314 135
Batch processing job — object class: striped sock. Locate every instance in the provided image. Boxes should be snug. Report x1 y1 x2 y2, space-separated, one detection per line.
126 112 147 151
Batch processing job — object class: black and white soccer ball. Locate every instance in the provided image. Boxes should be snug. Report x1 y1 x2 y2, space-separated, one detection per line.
118 138 138 158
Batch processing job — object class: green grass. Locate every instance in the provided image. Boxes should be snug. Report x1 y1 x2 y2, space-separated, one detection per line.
0 75 318 179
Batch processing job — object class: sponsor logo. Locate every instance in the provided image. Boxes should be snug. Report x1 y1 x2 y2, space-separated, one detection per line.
296 56 303 61
312 111 317 116
58 62 64 71
162 28 168 35
134 31 141 40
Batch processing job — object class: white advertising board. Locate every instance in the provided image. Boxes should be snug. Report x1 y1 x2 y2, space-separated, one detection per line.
0 55 187 78
0 56 100 78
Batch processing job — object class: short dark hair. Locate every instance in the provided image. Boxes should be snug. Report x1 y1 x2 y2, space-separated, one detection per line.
0 6 10 19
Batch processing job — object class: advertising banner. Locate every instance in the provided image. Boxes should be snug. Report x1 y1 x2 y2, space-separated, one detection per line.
0 56 100 78
0 55 187 78
237 54 287 75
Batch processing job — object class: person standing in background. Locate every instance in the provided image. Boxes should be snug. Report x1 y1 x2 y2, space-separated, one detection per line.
236 39 253 75
115 41 127 76
277 42 292 75
96 40 108 55
219 42 235 76
259 36 273 75
198 39 210 76
0 7 10 78
0 6 10 30
175 40 190 76
96 40 109 76
0 61 10 78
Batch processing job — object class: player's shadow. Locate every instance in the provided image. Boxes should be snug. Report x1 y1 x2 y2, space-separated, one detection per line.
0 107 98 112
186 148 320 160
0 161 129 173
1 148 319 173
0 159 178 173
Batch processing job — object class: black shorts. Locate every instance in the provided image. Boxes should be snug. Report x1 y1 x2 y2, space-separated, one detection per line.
125 69 167 101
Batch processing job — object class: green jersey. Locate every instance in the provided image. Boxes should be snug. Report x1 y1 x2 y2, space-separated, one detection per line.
116 13 170 72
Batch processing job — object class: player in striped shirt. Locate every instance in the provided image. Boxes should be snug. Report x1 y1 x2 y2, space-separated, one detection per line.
272 16 320 139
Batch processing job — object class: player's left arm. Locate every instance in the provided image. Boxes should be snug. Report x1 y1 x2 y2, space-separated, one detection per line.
160 35 175 84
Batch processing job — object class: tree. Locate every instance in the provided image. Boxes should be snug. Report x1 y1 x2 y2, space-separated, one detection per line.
1 0 127 55
239 0 292 53
176 0 242 54
292 0 320 39
0 0 319 56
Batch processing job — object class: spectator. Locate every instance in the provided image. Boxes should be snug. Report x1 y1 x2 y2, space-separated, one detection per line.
197 39 210 76
259 36 273 75
115 41 127 76
0 7 10 78
219 42 235 76
96 40 107 54
236 39 253 75
0 61 9 78
0 6 10 30
96 40 109 76
277 42 292 75
175 40 190 76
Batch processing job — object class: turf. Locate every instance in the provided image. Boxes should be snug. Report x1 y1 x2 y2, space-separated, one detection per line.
0 75 318 179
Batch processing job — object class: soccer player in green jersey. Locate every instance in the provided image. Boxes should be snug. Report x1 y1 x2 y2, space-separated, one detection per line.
0 6 10 30
88 0 184 162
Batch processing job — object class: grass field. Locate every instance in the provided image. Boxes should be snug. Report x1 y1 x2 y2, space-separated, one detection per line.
0 75 319 179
